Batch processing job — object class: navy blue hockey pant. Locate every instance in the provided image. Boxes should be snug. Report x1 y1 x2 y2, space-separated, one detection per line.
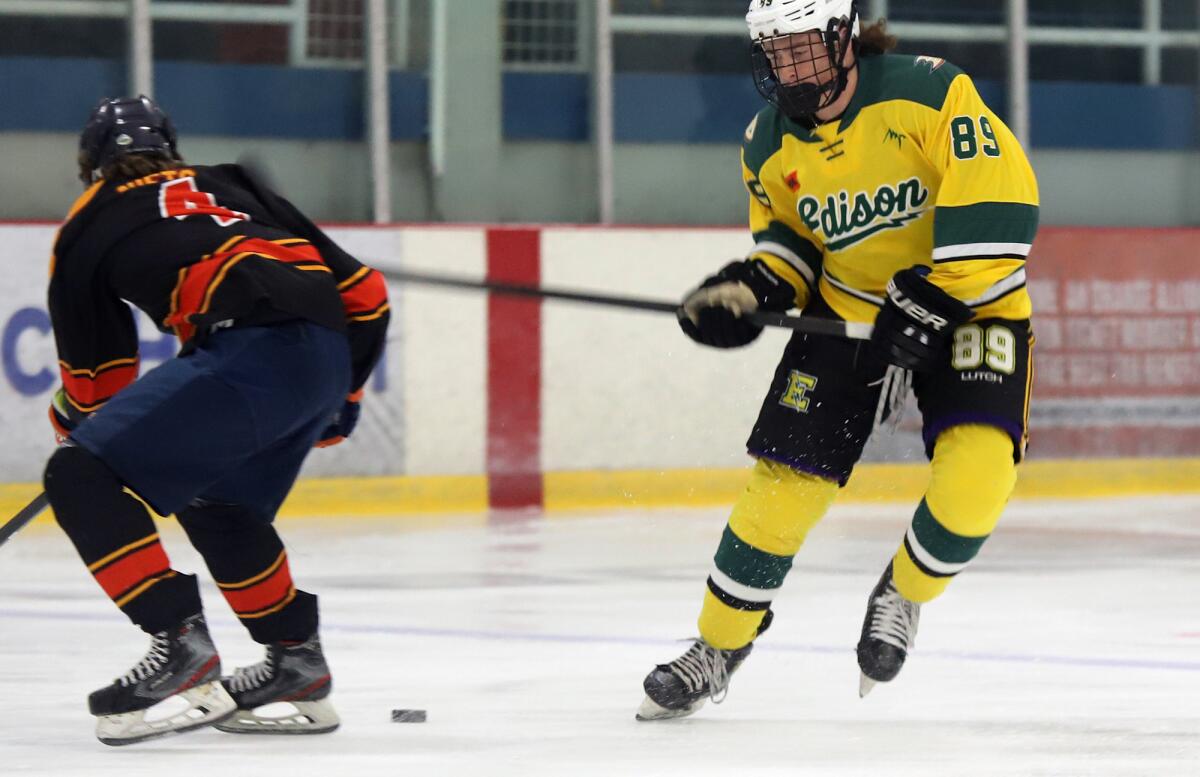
46 321 351 641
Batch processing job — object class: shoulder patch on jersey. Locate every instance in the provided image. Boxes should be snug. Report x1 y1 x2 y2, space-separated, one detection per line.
857 54 965 113
744 115 759 143
914 55 946 73
741 106 787 177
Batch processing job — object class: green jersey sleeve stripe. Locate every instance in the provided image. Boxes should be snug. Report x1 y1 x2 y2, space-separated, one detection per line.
752 221 823 277
934 202 1039 255
751 241 817 288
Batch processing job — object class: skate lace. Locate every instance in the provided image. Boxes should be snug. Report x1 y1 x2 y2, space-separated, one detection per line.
117 633 171 687
870 365 912 432
669 640 733 704
228 658 276 693
867 581 921 652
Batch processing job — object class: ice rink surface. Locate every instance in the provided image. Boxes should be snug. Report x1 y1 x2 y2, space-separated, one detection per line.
1 495 1198 776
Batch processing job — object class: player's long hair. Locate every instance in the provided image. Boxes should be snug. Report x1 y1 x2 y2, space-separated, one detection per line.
857 19 898 57
78 150 186 186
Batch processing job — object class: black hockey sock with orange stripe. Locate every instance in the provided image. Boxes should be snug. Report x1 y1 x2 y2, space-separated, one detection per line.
43 445 202 633
176 503 318 644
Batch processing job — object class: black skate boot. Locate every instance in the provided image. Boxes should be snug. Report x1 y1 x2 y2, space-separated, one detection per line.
636 610 772 721
214 634 339 734
856 562 921 697
88 613 236 746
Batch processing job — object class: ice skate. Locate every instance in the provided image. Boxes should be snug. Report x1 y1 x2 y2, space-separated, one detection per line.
637 611 770 721
856 562 920 697
88 613 236 746
215 634 339 734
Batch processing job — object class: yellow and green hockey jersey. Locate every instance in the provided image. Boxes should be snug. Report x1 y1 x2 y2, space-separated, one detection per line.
742 53 1038 324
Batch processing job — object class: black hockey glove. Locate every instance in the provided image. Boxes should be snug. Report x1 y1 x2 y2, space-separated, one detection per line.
870 266 973 372
677 259 797 349
316 391 362 448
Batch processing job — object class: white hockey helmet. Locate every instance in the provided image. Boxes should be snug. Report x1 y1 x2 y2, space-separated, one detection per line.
746 0 861 42
746 0 862 122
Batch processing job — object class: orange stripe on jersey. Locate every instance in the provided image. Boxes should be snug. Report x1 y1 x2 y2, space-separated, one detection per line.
199 251 255 313
92 540 172 601
218 551 297 616
237 237 323 266
349 302 390 323
339 268 388 315
212 234 246 256
337 266 371 291
166 254 233 341
64 180 105 224
59 357 139 410
50 181 106 278
165 238 330 342
167 266 193 342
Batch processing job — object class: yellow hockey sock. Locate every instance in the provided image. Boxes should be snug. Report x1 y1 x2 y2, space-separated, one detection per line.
698 458 838 649
892 424 1017 603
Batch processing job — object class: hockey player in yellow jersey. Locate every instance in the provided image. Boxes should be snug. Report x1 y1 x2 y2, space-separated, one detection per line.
637 0 1037 720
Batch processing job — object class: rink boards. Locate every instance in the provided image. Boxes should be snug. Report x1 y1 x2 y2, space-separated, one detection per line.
0 222 1198 513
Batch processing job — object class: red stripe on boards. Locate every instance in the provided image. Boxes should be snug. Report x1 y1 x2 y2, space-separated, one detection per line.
486 228 543 509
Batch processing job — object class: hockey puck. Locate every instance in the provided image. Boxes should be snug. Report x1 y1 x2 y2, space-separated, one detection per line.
390 709 427 723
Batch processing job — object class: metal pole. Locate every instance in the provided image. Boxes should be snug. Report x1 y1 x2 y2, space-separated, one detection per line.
594 0 614 224
429 0 447 181
128 0 152 96
871 0 889 21
289 0 309 66
1006 0 1029 147
1143 0 1162 85
366 0 392 224
393 0 411 69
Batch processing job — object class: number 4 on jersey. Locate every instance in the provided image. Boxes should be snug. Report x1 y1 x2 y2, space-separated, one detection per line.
159 177 249 227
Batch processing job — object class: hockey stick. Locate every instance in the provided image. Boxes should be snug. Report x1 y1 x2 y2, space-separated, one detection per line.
379 267 873 341
0 491 50 549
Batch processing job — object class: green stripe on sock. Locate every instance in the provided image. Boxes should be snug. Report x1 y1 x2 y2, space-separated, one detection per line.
911 499 989 565
713 525 794 590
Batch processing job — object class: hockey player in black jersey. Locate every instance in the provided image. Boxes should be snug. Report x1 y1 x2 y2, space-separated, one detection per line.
42 96 390 745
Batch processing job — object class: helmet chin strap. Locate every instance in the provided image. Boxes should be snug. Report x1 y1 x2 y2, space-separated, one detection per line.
780 22 856 126
779 63 853 126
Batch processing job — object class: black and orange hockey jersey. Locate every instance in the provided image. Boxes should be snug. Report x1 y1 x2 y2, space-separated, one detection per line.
49 163 389 417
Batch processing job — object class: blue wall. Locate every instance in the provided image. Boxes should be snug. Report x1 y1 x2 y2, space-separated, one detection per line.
0 57 428 140
2 57 1194 150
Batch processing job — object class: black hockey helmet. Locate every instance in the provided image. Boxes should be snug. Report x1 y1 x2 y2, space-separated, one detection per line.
78 95 180 184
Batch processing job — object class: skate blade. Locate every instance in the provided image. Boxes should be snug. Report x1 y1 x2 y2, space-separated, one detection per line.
96 681 237 746
214 698 340 735
635 695 705 722
858 673 878 698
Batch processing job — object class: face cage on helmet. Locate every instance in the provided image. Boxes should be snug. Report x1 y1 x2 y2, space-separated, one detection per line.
750 20 856 124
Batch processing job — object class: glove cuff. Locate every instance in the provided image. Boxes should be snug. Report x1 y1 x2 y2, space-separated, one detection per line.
887 268 973 328
718 260 797 313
